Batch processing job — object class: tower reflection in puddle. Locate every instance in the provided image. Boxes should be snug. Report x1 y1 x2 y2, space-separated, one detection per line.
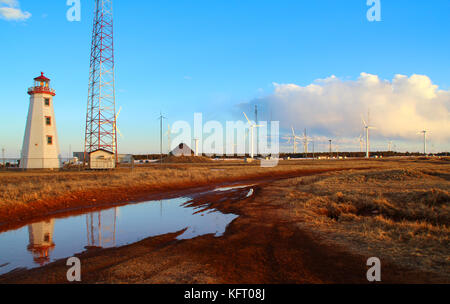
86 208 118 248
27 220 55 266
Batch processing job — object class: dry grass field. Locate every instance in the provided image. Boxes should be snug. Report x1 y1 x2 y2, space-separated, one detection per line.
0 159 377 226
1 157 448 284
260 158 449 278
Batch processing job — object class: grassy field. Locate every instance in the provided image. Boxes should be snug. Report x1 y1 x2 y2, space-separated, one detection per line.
1 157 448 283
0 159 375 210
260 158 449 278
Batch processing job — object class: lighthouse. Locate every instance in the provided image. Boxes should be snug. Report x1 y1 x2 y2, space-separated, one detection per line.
21 73 61 169
27 220 55 266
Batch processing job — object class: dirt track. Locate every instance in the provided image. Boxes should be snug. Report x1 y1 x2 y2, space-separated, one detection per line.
1 169 445 284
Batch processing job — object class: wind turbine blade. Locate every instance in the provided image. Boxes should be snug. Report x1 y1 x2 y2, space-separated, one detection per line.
117 127 123 138
116 107 122 119
361 115 367 127
243 112 251 124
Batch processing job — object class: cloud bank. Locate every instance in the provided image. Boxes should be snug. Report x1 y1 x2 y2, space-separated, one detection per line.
0 0 31 21
248 73 449 147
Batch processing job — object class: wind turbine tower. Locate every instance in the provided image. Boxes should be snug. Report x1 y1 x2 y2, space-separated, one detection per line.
244 112 262 159
193 138 200 156
302 129 311 155
418 130 428 155
84 0 118 168
362 111 376 158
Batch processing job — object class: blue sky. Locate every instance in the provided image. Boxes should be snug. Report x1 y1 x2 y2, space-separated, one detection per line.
0 0 449 156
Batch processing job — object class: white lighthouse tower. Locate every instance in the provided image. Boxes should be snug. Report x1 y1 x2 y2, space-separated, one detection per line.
27 220 55 266
21 73 61 169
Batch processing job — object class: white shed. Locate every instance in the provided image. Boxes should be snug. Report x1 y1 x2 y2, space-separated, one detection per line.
89 149 115 169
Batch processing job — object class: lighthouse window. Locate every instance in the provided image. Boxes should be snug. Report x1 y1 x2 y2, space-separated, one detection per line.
44 98 50 106
46 136 53 145
45 116 52 126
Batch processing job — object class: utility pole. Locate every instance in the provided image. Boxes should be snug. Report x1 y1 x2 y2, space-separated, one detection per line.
255 105 258 157
329 140 332 158
303 129 308 156
158 112 167 164
1 147 5 167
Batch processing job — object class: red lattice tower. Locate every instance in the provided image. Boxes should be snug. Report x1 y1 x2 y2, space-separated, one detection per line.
84 0 117 161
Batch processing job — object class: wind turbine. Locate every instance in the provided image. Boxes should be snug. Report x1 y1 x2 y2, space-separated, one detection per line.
243 112 262 158
283 134 297 154
300 129 313 155
361 112 376 158
284 127 302 154
359 134 364 153
111 106 123 139
417 130 429 155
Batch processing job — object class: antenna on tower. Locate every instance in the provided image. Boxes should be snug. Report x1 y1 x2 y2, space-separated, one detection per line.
84 0 117 168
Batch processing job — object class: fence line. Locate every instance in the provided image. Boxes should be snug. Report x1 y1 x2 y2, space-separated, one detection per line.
0 158 135 171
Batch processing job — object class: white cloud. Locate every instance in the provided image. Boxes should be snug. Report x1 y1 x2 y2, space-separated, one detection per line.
245 73 450 150
0 0 31 21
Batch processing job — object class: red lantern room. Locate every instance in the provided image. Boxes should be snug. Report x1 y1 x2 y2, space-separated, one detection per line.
28 72 56 96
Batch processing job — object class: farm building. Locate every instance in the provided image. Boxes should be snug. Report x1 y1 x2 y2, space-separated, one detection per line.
170 143 194 157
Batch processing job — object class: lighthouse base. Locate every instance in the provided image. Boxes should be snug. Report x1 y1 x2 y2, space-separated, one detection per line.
20 158 61 170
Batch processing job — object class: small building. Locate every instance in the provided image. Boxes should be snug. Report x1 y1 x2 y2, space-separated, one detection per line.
89 149 115 169
73 152 87 163
170 143 194 157
118 154 133 164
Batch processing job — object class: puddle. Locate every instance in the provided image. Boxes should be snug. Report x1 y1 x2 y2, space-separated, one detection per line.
0 191 241 276
214 185 255 192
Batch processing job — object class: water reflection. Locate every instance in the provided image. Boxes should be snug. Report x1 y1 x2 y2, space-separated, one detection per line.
86 208 118 248
0 188 244 275
27 220 55 266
